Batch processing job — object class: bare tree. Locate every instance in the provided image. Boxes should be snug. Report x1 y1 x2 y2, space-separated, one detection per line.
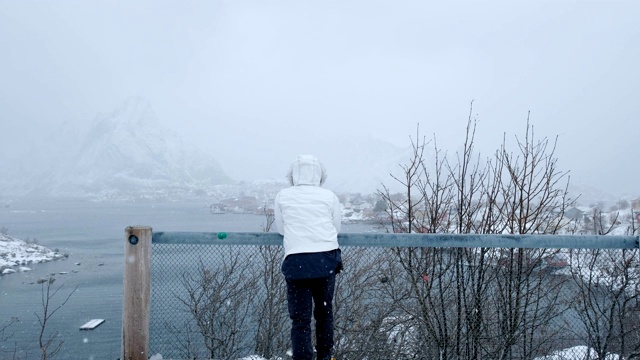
488 118 573 359
35 277 76 360
630 207 639 236
378 124 429 234
447 105 489 235
0 316 20 359
569 248 640 359
176 253 258 359
261 203 275 233
1 317 17 344
588 208 619 235
254 245 288 359
333 247 399 359
252 202 288 359
498 116 571 235
377 107 574 359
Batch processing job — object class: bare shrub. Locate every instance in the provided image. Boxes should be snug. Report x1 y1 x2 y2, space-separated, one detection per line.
568 248 640 359
377 106 574 359
333 247 398 359
176 252 259 359
260 204 275 233
163 319 204 359
253 245 288 359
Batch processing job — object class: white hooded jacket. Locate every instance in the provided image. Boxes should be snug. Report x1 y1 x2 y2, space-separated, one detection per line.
274 155 341 257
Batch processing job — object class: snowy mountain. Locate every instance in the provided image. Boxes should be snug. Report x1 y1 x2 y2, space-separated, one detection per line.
0 98 230 199
1 98 632 203
567 183 619 208
320 137 633 207
319 136 414 194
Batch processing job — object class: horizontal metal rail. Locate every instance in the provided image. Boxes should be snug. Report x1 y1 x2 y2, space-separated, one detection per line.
152 232 639 249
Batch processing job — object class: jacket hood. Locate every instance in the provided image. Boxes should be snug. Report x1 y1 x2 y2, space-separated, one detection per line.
288 155 327 186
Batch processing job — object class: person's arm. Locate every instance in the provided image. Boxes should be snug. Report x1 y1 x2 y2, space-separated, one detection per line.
274 193 284 235
332 194 342 233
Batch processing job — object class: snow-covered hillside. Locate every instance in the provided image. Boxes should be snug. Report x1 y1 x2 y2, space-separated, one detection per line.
0 97 633 204
567 183 619 208
0 98 230 199
0 233 67 275
319 135 414 194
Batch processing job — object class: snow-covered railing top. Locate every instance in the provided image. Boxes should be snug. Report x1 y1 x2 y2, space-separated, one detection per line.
151 231 640 249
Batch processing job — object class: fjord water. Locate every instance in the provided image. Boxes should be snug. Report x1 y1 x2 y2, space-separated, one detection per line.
0 198 375 359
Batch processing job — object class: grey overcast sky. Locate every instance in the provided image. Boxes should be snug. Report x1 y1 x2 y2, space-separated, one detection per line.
1 0 639 196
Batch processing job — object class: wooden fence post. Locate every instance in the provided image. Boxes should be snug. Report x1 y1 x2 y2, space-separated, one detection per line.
122 226 152 360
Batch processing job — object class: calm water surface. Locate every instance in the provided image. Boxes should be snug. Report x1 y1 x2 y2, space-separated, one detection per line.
0 198 376 359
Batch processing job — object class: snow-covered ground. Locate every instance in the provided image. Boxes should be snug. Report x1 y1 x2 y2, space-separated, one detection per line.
0 233 68 275
534 345 619 360
146 345 614 360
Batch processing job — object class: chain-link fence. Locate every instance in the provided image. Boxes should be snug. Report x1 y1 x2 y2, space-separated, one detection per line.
149 233 639 360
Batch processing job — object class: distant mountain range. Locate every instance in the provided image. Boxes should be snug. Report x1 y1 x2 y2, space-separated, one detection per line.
566 183 620 208
0 97 230 199
0 97 627 205
317 136 414 194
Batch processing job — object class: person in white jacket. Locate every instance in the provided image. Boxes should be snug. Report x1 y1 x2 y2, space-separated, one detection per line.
274 155 342 360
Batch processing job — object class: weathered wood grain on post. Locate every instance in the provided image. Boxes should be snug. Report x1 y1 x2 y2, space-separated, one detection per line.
122 226 152 360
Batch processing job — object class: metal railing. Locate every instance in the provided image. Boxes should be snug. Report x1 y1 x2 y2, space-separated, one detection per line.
123 230 640 360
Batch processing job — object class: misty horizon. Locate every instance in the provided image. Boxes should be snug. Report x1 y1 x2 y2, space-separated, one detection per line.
1 1 638 198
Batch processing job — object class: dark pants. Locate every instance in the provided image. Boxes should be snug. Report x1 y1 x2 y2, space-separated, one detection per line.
286 274 335 360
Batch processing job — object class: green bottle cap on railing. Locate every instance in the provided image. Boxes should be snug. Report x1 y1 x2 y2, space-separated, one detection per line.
217 232 227 240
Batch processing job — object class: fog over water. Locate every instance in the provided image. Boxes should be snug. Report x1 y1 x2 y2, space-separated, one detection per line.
1 1 639 197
